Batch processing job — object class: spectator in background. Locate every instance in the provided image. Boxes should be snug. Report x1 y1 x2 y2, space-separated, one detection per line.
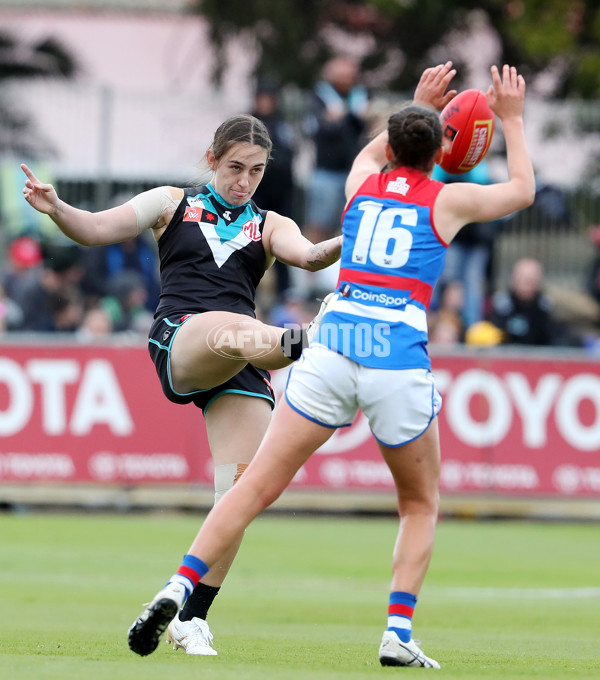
3 236 43 295
303 56 369 246
6 235 43 273
250 77 298 300
428 280 465 345
267 288 314 329
76 305 114 343
2 236 42 330
0 283 23 332
487 257 558 346
528 173 571 231
586 224 600 305
51 282 85 333
429 309 464 346
102 269 154 335
432 160 499 328
80 229 160 313
4 241 84 332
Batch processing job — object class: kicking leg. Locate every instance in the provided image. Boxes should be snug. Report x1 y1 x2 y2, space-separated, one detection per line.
187 398 334 562
169 312 305 394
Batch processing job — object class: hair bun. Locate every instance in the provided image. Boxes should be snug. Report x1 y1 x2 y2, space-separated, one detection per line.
407 118 433 142
386 105 442 172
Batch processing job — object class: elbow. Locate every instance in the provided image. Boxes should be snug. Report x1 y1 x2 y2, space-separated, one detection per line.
526 186 536 208
73 234 98 247
521 178 536 208
521 185 536 210
511 180 536 211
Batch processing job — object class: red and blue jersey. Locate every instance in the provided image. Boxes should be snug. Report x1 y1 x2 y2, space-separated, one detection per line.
313 166 447 369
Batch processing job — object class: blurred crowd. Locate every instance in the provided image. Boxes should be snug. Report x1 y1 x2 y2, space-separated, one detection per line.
3 227 596 351
2 55 599 351
0 233 158 341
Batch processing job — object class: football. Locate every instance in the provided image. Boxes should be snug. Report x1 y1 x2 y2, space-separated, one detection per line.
438 89 495 174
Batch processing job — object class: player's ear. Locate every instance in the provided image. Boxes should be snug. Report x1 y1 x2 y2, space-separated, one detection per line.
206 148 217 171
436 136 452 164
385 142 395 162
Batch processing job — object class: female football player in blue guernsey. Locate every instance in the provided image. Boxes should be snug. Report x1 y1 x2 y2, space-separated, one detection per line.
20 114 343 656
126 62 534 666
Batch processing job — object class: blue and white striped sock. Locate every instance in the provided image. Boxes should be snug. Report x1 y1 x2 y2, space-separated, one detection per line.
387 591 417 643
168 554 209 602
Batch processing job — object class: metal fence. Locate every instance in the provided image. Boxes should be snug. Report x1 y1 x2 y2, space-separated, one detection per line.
494 188 599 291
2 81 600 296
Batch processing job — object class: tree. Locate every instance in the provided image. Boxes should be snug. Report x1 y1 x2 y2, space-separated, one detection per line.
193 0 600 98
0 31 77 157
494 0 600 99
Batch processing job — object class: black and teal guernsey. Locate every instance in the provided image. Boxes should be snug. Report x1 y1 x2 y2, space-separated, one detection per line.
148 184 275 412
155 183 269 320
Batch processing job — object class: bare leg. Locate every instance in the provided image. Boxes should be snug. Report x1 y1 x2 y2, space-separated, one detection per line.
187 398 334 564
170 311 296 393
200 393 272 587
377 419 441 668
378 418 440 595
128 399 334 656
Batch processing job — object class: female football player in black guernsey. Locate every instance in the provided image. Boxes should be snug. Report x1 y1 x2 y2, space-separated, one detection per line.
20 114 342 655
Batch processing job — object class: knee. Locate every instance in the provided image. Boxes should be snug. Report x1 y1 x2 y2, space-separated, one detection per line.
214 463 249 503
398 490 439 521
254 483 283 510
208 318 267 360
214 461 286 514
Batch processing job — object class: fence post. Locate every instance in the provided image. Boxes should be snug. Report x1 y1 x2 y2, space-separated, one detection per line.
95 85 113 211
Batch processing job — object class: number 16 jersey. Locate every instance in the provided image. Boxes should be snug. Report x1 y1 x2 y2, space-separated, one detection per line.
313 166 447 370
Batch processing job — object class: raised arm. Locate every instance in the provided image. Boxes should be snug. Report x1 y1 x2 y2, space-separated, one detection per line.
344 62 456 201
22 163 140 246
412 60 458 111
434 65 536 243
262 212 342 272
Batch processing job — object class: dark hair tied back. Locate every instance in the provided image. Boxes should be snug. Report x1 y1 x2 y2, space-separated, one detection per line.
387 105 442 172
211 114 273 161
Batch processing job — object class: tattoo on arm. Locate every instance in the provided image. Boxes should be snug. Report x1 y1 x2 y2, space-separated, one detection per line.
306 236 343 270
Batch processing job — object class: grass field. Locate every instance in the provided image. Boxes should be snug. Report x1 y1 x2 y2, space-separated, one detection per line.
1 510 599 679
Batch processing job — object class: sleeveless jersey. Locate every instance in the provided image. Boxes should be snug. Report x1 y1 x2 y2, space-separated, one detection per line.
154 184 268 319
313 167 447 369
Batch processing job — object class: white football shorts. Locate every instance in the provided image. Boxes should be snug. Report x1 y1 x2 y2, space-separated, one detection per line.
285 344 442 447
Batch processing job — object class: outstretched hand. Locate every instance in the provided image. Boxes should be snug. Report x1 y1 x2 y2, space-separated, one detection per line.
413 61 457 111
486 64 525 121
21 163 60 216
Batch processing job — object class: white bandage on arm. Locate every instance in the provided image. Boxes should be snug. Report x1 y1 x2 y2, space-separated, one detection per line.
127 186 179 235
214 463 249 504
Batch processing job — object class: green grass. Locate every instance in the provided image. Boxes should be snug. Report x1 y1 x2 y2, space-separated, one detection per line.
1 511 599 679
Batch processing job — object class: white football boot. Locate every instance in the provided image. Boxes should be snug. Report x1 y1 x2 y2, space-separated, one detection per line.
166 613 218 655
379 630 441 669
128 582 186 656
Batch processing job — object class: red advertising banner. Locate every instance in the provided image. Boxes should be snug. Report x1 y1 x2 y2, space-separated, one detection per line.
0 344 211 486
0 343 599 497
